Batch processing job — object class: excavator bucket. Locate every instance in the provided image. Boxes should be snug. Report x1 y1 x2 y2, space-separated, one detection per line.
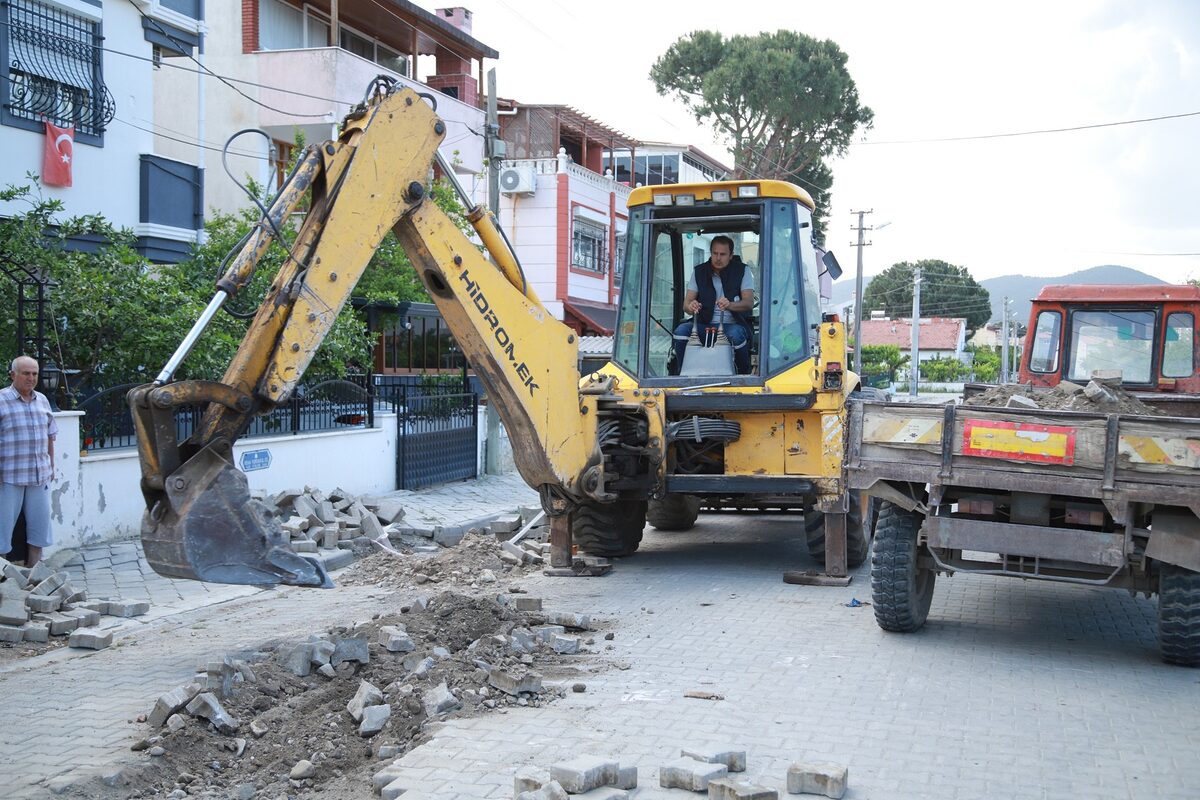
140 443 332 587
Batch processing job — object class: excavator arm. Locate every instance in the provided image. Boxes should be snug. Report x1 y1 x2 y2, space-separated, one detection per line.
130 82 602 586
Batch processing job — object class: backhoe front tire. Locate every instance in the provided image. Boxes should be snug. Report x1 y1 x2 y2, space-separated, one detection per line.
870 501 935 632
805 490 872 569
1159 563 1200 667
573 499 647 558
647 495 701 531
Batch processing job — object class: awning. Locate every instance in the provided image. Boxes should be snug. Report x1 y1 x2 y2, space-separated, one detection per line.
563 300 617 336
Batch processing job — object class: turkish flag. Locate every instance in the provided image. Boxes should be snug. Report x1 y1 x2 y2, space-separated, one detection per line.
43 121 73 187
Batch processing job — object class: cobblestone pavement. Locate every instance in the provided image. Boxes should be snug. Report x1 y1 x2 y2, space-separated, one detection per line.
377 516 1200 800
7 484 1199 799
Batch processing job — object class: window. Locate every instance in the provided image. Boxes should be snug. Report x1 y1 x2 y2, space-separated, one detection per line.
272 139 295 190
613 209 647 374
3 0 113 142
340 26 374 60
572 218 607 273
1028 310 1062 373
260 0 305 49
1067 310 1154 384
1163 312 1194 378
613 232 627 289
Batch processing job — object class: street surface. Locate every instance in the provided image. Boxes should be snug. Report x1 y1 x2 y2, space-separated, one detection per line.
4 481 1197 799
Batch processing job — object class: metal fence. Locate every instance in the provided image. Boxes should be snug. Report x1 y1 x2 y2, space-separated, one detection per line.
387 384 479 490
77 377 373 453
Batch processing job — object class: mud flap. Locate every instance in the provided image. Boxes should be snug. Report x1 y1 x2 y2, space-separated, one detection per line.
141 443 333 587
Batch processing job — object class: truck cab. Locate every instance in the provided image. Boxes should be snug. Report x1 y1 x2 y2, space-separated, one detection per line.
1019 284 1200 395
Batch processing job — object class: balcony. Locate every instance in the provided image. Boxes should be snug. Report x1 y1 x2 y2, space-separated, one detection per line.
252 47 485 173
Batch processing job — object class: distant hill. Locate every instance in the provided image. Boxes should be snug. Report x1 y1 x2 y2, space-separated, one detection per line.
829 265 1166 324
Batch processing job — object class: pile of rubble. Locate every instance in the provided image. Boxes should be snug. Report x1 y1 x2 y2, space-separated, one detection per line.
67 591 603 799
965 378 1165 416
503 749 848 800
0 558 147 650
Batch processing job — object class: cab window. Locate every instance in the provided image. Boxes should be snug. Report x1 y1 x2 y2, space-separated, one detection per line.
1067 310 1154 384
1163 312 1194 378
1028 311 1061 373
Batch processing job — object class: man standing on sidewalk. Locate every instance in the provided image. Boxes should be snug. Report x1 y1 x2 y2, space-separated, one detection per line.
0 356 58 567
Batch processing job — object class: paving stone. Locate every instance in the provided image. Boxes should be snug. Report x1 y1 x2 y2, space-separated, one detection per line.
488 513 521 534
785 762 847 799
708 777 778 799
62 607 101 627
291 495 317 519
381 776 413 800
682 746 748 773
545 611 591 630
359 703 391 737
379 626 415 652
533 624 565 643
550 756 620 793
2 562 29 588
165 714 187 734
515 765 552 794
291 539 319 554
0 624 23 643
42 611 80 636
375 499 406 524
281 642 314 676
0 590 30 624
516 780 569 800
185 691 240 734
68 629 113 649
316 500 336 524
347 680 384 723
331 634 369 665
549 634 581 654
500 541 529 563
487 667 543 696
500 595 542 612
660 757 728 791
616 765 638 790
19 621 49 643
361 513 387 540
310 640 336 667
27 561 52 584
372 766 406 792
422 682 461 715
149 682 203 728
318 548 356 571
107 600 150 617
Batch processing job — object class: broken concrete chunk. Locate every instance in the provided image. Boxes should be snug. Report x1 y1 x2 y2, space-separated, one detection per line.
681 746 747 773
1006 394 1040 409
346 680 384 723
165 714 187 734
422 682 461 715
549 634 581 655
489 514 521 534
708 776 778 799
290 759 316 780
515 766 552 794
331 634 370 666
516 780 569 800
375 499 406 524
785 762 848 799
281 642 314 676
310 639 336 667
359 703 391 737
185 691 240 734
545 611 591 630
550 756 620 793
659 757 727 791
501 541 529 564
487 667 543 696
533 625 565 643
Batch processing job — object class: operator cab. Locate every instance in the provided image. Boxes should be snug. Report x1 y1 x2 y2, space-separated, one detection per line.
613 181 824 386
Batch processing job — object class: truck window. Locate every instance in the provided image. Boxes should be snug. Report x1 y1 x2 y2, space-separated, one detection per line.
1163 312 1194 378
645 230 679 377
1067 310 1154 384
613 208 646 374
1028 311 1061 373
765 201 809 374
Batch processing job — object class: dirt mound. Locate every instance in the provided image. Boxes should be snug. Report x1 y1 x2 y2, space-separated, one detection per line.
965 380 1165 416
339 529 538 591
58 591 602 800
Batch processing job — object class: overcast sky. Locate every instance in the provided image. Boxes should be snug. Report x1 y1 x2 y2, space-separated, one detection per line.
451 0 1200 285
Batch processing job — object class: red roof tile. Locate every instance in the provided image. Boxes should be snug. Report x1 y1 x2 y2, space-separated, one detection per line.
860 318 965 351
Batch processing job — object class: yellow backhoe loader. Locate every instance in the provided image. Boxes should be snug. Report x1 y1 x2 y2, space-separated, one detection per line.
129 79 870 587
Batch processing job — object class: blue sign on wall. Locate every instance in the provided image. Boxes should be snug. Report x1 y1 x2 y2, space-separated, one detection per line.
240 449 272 472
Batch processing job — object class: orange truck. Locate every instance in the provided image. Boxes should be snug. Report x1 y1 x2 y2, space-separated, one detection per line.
847 284 1200 666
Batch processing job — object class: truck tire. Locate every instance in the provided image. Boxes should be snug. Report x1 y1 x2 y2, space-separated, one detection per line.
1159 563 1200 667
573 500 647 558
804 490 872 569
647 495 701 531
870 501 935 632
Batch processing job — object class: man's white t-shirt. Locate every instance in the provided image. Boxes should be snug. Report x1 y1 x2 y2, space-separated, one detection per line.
688 266 755 325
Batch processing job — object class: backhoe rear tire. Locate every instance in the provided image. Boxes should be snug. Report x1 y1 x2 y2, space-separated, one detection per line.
647 495 701 531
870 501 935 633
805 490 872 569
1158 562 1200 667
573 499 648 558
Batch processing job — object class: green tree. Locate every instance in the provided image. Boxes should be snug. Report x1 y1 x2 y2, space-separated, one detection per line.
651 29 873 228
859 344 908 382
862 259 992 330
967 344 1000 382
921 356 969 382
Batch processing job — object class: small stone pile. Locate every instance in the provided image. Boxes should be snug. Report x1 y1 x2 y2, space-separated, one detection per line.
512 749 849 800
0 558 147 650
965 379 1165 416
265 486 409 570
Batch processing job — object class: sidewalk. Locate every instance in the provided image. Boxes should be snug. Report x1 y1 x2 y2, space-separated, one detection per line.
42 471 540 647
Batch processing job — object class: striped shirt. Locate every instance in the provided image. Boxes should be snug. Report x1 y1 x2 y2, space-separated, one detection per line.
0 385 58 486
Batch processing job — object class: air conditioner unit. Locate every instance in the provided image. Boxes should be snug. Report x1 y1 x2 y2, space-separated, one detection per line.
499 165 537 195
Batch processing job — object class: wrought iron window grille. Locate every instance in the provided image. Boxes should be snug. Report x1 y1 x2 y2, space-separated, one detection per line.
572 218 608 274
5 0 115 137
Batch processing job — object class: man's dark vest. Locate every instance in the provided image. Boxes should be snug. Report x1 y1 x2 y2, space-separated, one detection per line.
695 257 749 329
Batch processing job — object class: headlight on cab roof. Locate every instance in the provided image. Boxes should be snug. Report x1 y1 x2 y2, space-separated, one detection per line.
737 185 759 198
711 189 731 203
653 194 673 206
675 194 695 206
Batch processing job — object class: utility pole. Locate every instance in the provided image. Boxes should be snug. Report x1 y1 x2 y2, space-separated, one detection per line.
910 266 921 398
483 68 503 474
1000 296 1011 384
849 209 872 375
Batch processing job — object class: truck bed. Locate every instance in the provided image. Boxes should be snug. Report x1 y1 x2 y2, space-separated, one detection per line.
846 400 1200 508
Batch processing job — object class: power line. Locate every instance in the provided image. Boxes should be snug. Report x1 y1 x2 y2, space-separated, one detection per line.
857 109 1200 146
